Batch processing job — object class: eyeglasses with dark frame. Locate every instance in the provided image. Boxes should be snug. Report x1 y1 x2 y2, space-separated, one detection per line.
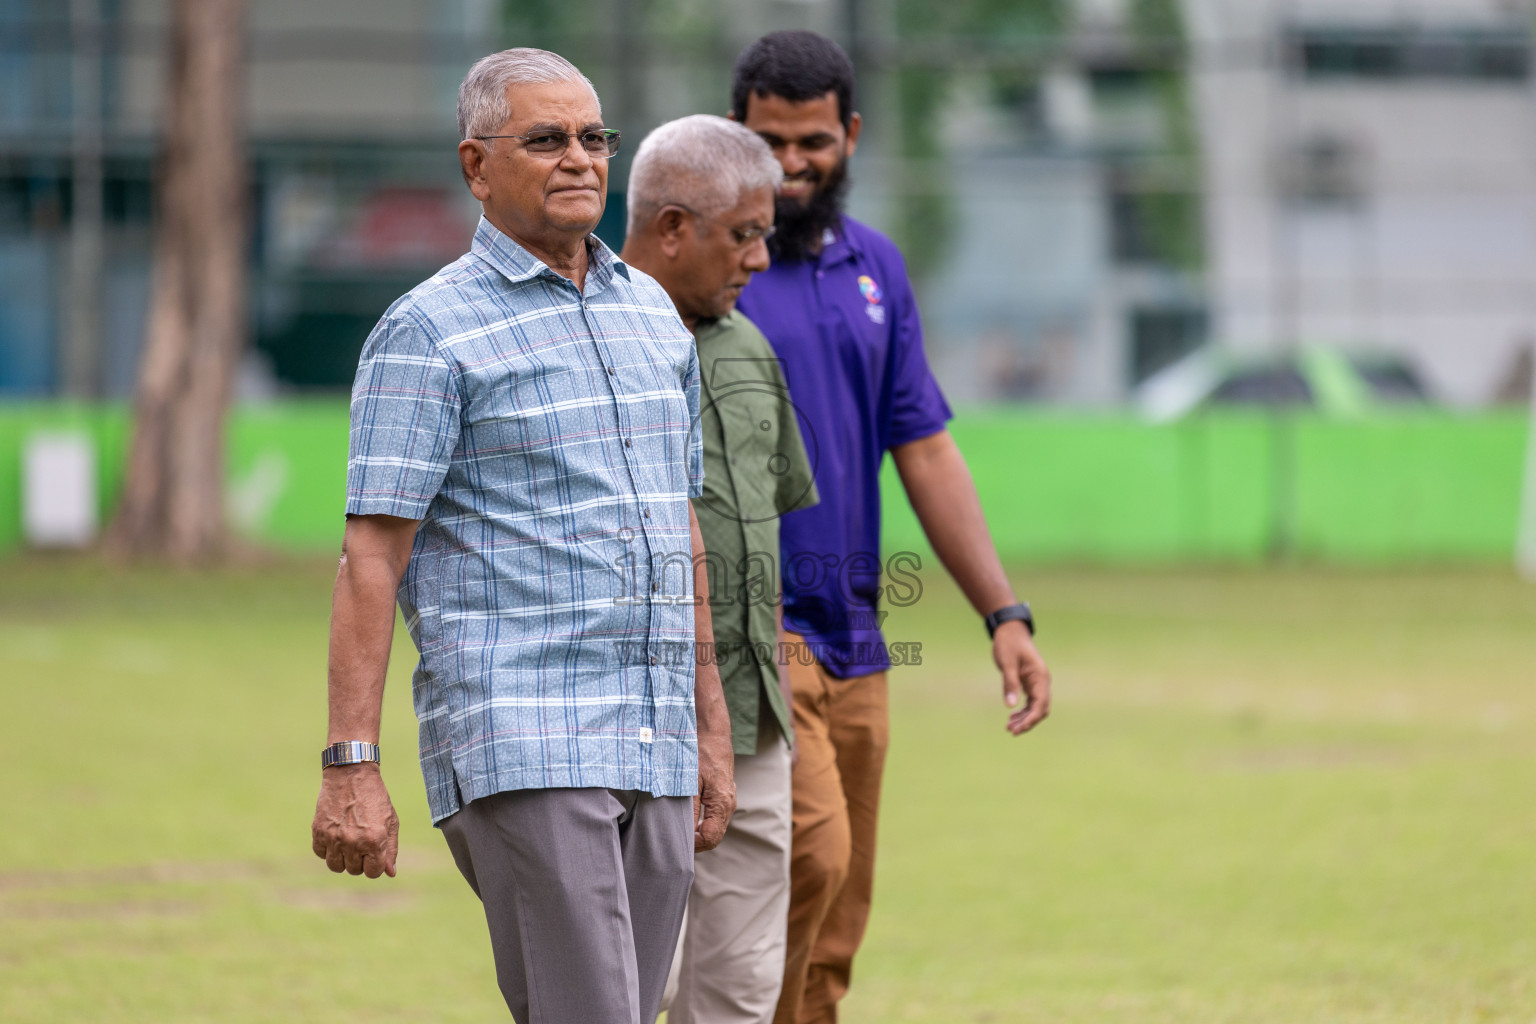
670 204 777 247
474 129 622 158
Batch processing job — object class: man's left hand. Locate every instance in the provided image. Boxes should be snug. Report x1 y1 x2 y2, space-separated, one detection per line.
995 620 1051 735
695 731 736 852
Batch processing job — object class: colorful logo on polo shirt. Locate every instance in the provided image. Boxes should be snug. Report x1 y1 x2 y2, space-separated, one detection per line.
857 275 885 324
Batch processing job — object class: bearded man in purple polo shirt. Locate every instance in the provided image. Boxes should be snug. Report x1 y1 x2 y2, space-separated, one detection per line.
729 31 1055 1024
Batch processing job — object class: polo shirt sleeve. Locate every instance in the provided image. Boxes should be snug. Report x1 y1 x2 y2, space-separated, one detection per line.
885 250 954 449
770 357 819 516
345 313 462 520
682 340 705 499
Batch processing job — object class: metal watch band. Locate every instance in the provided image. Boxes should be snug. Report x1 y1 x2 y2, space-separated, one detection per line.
985 602 1035 639
321 741 380 769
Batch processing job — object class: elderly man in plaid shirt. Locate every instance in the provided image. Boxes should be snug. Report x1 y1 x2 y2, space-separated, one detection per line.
309 49 735 1024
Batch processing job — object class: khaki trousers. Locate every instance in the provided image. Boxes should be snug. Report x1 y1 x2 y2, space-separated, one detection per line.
663 720 793 1023
773 640 889 1024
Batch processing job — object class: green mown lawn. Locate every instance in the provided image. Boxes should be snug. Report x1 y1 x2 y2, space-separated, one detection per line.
2 557 1533 1022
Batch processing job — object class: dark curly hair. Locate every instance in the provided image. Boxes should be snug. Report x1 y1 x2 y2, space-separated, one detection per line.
731 30 856 129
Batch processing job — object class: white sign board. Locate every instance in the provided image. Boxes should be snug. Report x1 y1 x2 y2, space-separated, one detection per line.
23 431 99 548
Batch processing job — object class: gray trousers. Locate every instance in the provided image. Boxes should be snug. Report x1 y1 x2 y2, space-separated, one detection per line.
440 787 694 1024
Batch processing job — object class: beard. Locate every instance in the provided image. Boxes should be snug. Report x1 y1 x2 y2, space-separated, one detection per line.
768 156 851 263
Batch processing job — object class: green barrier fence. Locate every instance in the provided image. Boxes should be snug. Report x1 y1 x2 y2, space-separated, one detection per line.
881 409 1528 563
0 402 1528 562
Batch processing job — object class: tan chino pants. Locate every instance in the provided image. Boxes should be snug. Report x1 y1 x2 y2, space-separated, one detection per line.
773 638 889 1024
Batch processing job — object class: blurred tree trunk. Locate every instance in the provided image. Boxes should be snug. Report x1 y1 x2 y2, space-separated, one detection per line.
111 0 248 562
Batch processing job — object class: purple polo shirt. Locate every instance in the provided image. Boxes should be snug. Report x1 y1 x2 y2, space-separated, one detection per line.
737 216 952 679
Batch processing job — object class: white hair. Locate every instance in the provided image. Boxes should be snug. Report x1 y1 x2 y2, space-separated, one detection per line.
456 48 599 141
626 115 783 237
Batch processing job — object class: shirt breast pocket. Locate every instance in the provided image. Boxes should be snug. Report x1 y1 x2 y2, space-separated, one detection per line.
715 387 783 520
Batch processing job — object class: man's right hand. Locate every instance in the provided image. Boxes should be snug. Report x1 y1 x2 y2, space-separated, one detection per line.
311 763 399 879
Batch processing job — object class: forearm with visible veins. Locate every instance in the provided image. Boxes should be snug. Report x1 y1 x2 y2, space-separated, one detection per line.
326 520 413 744
689 506 732 746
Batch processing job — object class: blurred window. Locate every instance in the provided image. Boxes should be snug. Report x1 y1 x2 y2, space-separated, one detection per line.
0 157 153 230
1352 360 1428 404
993 75 1046 140
0 0 101 132
1210 367 1313 406
1089 66 1166 149
1109 173 1202 268
1283 135 1364 206
101 162 152 225
1292 27 1530 82
1130 307 1208 385
0 161 68 231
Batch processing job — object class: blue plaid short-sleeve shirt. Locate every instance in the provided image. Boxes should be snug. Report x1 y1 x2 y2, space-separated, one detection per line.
346 217 704 824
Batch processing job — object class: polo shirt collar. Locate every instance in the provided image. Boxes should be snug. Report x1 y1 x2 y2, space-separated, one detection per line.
470 215 631 292
816 218 861 270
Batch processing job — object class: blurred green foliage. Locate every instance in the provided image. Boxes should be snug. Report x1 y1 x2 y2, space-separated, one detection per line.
487 0 1203 278
890 0 1064 279
1123 0 1205 270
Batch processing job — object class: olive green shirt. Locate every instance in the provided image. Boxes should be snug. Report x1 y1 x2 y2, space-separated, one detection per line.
691 311 819 754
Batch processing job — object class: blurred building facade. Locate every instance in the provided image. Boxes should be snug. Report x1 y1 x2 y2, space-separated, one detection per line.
1188 0 1536 406
1 0 495 399
1 0 859 398
2 0 1532 406
909 0 1209 404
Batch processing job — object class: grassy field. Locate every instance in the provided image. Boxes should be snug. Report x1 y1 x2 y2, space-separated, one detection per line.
1 556 1534 1022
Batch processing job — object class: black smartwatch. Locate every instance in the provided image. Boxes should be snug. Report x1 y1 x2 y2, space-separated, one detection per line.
984 602 1034 639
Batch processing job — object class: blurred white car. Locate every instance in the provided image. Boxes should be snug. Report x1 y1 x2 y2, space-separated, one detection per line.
1136 345 1430 422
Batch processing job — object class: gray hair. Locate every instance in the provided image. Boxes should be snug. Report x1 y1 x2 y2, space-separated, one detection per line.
456 48 599 141
626 115 782 237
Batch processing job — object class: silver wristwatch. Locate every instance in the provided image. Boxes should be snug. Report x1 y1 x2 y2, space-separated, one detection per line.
321 741 380 769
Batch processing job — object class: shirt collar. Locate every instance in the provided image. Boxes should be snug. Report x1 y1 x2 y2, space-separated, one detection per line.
816 219 861 270
470 215 631 293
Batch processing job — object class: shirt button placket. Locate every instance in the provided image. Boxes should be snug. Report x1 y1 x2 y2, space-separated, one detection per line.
606 342 655 787
587 299 646 780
